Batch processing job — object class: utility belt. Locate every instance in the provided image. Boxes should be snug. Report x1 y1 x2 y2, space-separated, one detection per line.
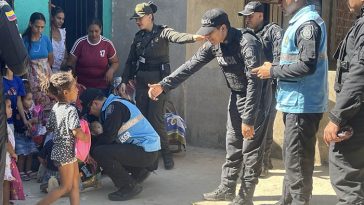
137 61 171 79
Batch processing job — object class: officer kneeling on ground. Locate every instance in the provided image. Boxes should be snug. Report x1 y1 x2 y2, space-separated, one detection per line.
80 88 160 201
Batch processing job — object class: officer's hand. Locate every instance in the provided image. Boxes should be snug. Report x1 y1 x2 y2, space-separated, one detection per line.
148 83 163 101
251 62 272 79
241 123 255 140
323 121 342 145
193 35 206 42
105 69 114 83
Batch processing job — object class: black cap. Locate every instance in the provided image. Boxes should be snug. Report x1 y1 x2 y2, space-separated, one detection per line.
238 1 264 16
79 88 105 115
130 1 158 20
196 8 230 36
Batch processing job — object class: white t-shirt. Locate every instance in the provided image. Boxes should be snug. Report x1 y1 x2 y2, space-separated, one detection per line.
52 28 66 72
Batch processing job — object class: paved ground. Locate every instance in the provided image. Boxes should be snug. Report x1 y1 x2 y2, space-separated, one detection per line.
14 146 337 205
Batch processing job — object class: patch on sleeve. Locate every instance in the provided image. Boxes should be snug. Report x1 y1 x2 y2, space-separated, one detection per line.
301 25 313 40
5 10 17 21
244 47 257 67
275 31 282 40
105 104 114 117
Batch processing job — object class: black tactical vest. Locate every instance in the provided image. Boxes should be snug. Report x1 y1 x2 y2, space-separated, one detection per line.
212 28 260 92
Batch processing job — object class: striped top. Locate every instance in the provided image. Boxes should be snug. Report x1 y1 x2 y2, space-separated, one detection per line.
70 35 117 89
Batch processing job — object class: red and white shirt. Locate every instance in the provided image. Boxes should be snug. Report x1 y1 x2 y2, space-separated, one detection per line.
70 35 116 89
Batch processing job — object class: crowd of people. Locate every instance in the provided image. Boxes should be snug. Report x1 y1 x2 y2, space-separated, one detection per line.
1 0 364 205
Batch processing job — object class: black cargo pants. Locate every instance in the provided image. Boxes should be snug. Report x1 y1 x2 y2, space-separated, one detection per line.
279 113 322 205
135 71 170 154
220 92 269 189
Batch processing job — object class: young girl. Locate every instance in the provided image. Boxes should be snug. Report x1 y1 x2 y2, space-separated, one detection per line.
3 97 25 205
13 82 38 181
37 72 88 205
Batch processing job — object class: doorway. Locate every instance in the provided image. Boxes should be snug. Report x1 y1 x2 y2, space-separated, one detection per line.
51 0 103 51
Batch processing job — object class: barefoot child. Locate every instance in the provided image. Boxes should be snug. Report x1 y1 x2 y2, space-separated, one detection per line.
37 72 88 205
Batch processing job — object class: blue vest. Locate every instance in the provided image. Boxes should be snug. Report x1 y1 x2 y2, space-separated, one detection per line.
101 95 161 152
277 5 328 113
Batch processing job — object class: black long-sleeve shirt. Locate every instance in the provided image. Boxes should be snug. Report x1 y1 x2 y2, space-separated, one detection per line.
256 22 283 65
329 10 364 128
122 24 196 83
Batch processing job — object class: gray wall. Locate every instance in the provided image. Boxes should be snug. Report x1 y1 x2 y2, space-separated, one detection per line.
111 0 188 113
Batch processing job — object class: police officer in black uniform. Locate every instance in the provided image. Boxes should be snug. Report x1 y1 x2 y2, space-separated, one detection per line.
0 0 28 201
121 1 204 170
148 8 267 205
238 1 283 177
324 1 364 204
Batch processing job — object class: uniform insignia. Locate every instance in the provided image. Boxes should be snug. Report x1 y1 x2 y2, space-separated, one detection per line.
245 47 254 58
5 10 17 21
275 31 282 40
301 25 313 40
244 47 256 67
136 42 141 48
201 18 211 25
106 104 114 117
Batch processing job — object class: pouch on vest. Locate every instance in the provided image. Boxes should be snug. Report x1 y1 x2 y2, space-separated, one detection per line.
160 63 171 79
333 40 349 93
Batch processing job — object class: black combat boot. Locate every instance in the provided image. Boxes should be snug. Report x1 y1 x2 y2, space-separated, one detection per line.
203 184 236 201
259 166 269 178
108 182 143 201
229 184 256 205
162 150 174 170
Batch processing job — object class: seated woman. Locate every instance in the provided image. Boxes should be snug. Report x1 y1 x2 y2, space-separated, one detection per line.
67 19 119 95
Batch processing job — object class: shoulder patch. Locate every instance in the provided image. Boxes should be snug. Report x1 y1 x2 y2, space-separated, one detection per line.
244 47 257 67
301 25 313 40
275 32 282 40
105 104 114 117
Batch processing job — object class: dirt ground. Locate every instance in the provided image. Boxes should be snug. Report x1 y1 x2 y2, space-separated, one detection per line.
14 146 337 205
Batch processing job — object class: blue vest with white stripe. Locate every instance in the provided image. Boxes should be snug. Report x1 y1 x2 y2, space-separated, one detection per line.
277 5 328 113
101 95 161 152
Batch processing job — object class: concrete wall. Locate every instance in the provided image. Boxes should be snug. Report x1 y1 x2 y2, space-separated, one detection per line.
183 0 243 148
14 0 50 35
111 0 189 110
